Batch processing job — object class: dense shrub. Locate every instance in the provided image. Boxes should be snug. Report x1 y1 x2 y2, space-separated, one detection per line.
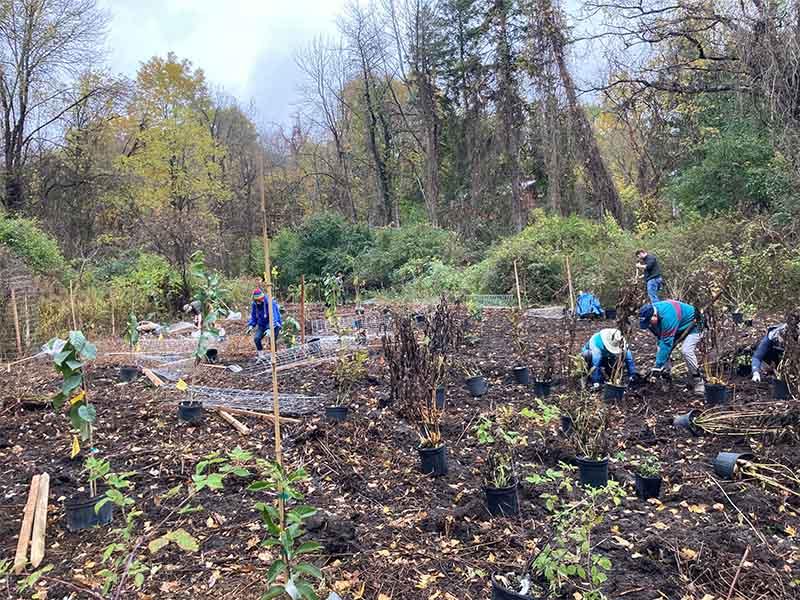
0 213 67 275
108 253 183 315
356 224 465 288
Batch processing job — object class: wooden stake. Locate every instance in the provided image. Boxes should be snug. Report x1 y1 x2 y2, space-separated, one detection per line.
30 472 49 568
111 301 116 337
23 292 30 347
260 150 285 528
213 405 300 424
13 474 40 574
513 260 523 310
141 368 165 387
565 256 576 311
11 288 22 357
299 275 306 345
69 281 78 330
217 409 251 435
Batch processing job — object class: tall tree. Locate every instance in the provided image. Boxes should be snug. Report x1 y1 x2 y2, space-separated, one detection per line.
0 0 108 212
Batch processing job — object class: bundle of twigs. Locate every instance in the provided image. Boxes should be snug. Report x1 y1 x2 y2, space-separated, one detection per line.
610 275 641 384
738 458 800 499
693 402 800 440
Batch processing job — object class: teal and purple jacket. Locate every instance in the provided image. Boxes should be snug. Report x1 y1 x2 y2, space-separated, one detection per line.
647 300 698 368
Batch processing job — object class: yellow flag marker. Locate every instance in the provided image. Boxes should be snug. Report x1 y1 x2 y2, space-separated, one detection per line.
176 379 188 392
69 390 86 406
70 435 80 458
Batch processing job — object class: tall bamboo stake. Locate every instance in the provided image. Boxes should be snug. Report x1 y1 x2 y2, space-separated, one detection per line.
565 256 576 311
259 152 285 528
111 300 116 337
11 288 22 357
69 281 77 330
300 275 306 345
513 260 523 310
23 292 30 346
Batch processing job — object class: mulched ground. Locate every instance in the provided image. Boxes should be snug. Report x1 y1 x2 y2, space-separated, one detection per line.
1 308 799 600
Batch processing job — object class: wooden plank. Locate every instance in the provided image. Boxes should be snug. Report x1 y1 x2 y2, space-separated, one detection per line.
142 368 164 387
30 472 49 568
217 409 251 435
13 474 40 574
213 405 301 424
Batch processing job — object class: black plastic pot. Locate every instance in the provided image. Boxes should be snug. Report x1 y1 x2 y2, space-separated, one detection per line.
325 405 349 422
731 312 743 325
418 444 448 476
576 456 609 488
435 386 445 410
635 473 662 500
704 383 730 406
605 308 617 320
673 409 701 436
512 366 530 385
773 379 790 400
178 400 203 423
560 415 573 436
414 313 426 325
491 575 540 600
603 383 625 402
119 366 139 382
205 348 219 363
485 481 519 517
65 493 113 532
465 375 488 397
533 381 551 398
713 451 754 480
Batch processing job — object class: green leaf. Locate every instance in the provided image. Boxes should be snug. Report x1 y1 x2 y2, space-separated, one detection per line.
294 579 319 600
133 572 145 588
148 536 170 554
62 374 83 395
177 504 204 515
295 541 322 555
295 562 323 580
53 349 72 366
266 559 286 584
260 586 286 600
248 480 272 491
94 497 111 513
78 404 97 423
167 528 199 552
65 358 84 370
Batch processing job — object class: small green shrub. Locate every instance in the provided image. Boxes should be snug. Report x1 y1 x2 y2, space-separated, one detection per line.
0 214 67 275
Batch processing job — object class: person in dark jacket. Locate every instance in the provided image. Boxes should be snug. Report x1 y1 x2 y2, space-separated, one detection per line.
246 289 282 358
580 328 638 388
639 300 704 395
636 250 663 303
751 324 787 382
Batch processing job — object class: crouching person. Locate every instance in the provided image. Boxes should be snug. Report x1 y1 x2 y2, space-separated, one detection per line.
751 324 787 382
245 289 282 359
639 300 704 395
581 328 638 389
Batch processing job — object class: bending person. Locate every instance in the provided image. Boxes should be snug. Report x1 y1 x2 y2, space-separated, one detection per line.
580 328 638 389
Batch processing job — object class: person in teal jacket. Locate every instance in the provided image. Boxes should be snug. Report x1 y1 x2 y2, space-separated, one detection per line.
639 300 704 395
580 328 638 388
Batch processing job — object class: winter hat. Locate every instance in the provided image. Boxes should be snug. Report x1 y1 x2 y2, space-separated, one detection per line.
639 304 656 329
252 289 266 301
599 328 624 354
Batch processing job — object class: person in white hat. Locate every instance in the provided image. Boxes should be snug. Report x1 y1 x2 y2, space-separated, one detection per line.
580 328 639 389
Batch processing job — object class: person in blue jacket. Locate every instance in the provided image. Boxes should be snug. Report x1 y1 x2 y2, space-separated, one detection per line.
639 300 704 395
751 324 787 382
581 328 638 389
246 288 282 358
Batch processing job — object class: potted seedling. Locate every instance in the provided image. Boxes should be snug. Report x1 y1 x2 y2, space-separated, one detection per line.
735 352 752 377
180 254 228 423
45 331 111 530
476 407 525 517
120 312 140 382
604 342 628 403
463 363 488 397
506 309 530 384
532 349 555 398
701 303 733 405
566 391 610 487
634 454 662 500
326 349 367 422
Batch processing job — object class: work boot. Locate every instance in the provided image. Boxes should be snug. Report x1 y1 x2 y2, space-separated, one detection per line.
691 375 705 396
256 350 266 362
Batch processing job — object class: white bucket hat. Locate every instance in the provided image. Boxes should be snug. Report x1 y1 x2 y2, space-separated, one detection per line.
600 328 624 354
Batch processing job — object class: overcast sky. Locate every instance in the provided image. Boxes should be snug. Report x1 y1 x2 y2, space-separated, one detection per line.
99 0 349 128
99 0 602 128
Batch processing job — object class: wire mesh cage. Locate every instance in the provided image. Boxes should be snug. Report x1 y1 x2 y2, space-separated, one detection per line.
185 385 324 416
0 249 43 361
468 294 515 308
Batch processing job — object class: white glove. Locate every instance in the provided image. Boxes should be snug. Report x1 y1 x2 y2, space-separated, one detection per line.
752 371 761 383
592 382 601 390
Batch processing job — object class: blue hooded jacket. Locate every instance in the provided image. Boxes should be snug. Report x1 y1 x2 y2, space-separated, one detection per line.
248 298 282 330
644 300 697 368
581 331 637 383
576 292 603 317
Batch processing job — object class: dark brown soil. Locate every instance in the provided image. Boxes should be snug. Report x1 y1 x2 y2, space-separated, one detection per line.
1 309 798 600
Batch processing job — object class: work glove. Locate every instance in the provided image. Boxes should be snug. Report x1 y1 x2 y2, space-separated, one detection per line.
649 367 664 381
752 371 761 383
246 326 254 335
591 382 601 391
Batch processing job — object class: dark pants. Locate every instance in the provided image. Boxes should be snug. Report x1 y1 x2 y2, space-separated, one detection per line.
254 325 281 351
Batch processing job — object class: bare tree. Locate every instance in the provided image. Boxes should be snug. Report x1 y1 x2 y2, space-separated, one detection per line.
0 0 108 212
